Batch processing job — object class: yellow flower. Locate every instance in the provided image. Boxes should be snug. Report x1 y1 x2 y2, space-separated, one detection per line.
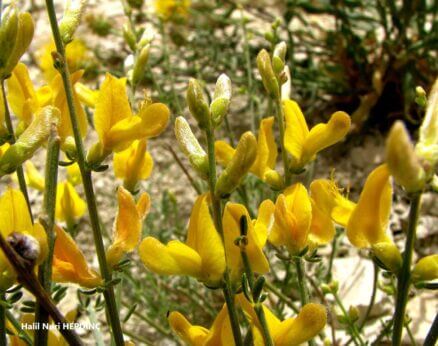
238 295 327 346
106 187 150 267
23 161 45 191
222 201 274 282
75 82 98 108
154 0 191 21
36 39 90 82
66 162 82 186
51 69 88 142
52 225 102 288
168 304 233 346
283 100 351 170
139 194 226 286
216 117 283 189
412 254 438 283
89 73 169 162
55 181 86 226
0 188 48 290
113 139 153 192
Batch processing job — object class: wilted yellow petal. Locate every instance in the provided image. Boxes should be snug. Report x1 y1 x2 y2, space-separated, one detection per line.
106 188 149 267
347 164 392 248
55 181 86 225
139 237 203 278
52 225 102 288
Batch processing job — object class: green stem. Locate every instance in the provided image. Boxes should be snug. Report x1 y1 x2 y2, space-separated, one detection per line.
333 292 365 346
264 281 299 313
44 1 125 344
424 313 438 346
6 309 32 345
1 81 33 219
34 125 60 345
392 192 422 346
0 292 5 346
325 230 340 282
274 98 291 185
205 126 243 346
359 261 378 330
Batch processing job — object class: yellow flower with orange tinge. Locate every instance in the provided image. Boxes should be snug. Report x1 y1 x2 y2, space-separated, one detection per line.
87 73 170 163
52 225 102 288
283 100 351 170
0 188 48 290
113 139 154 193
55 181 86 226
106 187 150 267
168 295 327 346
269 182 336 254
154 0 191 21
311 164 402 272
139 194 226 286
216 117 283 189
238 295 327 346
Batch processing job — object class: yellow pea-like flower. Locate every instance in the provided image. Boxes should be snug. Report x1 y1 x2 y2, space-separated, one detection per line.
412 254 438 283
215 131 258 197
154 0 191 22
139 194 226 287
216 117 283 189
239 294 327 346
23 161 45 191
222 201 274 282
75 82 98 108
89 73 169 162
36 39 90 82
52 225 102 288
0 188 48 290
283 100 351 170
106 187 150 267
113 139 154 193
168 304 233 346
55 181 86 226
66 162 82 186
51 69 88 142
269 183 312 254
0 106 60 176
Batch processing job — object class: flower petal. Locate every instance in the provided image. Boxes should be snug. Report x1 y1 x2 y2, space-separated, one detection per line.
0 188 32 237
137 102 170 138
55 181 86 224
168 311 209 345
283 100 309 164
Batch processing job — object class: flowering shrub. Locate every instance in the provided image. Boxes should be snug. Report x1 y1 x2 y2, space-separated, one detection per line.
0 1 436 346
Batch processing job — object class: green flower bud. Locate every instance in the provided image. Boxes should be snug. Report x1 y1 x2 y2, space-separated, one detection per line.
123 23 137 52
174 116 209 178
0 6 19 76
131 44 150 86
372 242 402 274
272 41 287 74
412 255 438 283
386 121 426 192
0 106 60 176
210 73 231 127
257 49 280 98
59 0 88 45
186 78 210 129
348 306 360 322
415 86 427 108
215 132 257 197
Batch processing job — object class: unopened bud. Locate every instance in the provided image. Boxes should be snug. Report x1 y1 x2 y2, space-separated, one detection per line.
59 0 88 44
272 41 287 74
416 79 438 170
215 132 257 197
137 26 155 50
0 106 60 176
386 121 425 192
348 306 360 322
281 66 292 100
372 242 402 274
210 73 232 127
186 79 210 129
257 50 280 98
412 254 438 283
415 86 427 108
174 116 209 178
131 44 149 86
123 23 137 52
